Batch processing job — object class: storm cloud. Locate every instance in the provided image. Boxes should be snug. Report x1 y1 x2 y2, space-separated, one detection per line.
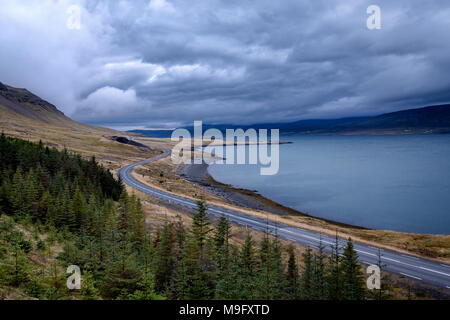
1 0 450 128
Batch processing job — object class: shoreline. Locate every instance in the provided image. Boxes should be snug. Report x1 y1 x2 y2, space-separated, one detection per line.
177 162 368 231
133 138 450 262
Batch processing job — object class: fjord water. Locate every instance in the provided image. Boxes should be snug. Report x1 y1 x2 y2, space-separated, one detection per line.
208 135 450 234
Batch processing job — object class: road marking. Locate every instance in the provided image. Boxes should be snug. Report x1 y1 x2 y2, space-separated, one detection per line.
383 257 401 263
125 166 450 279
122 150 450 289
355 249 377 257
418 266 450 277
400 273 422 281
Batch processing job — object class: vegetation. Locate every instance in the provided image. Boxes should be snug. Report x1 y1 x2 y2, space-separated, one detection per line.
0 135 375 300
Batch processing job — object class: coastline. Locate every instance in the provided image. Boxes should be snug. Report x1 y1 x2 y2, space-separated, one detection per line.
177 162 368 230
134 137 450 262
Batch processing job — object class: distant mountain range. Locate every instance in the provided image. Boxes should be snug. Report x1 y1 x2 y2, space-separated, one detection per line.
131 104 450 137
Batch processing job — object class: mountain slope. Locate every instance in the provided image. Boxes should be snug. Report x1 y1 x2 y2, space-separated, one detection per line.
0 81 112 132
0 81 157 168
0 82 66 121
278 104 450 134
132 104 450 137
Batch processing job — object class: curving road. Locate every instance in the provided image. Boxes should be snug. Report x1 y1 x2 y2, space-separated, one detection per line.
119 147 450 290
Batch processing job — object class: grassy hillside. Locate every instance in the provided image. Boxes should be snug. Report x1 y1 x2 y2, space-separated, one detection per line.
0 82 160 169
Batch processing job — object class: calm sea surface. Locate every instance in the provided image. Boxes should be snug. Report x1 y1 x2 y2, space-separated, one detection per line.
208 135 450 234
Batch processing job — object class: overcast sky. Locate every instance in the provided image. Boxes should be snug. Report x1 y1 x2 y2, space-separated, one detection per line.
1 0 450 129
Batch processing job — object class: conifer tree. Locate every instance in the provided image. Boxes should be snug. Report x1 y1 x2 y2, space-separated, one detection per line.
370 248 393 300
326 232 343 300
9 244 30 286
341 238 366 300
285 246 300 299
37 191 53 222
237 231 257 299
168 217 187 300
70 186 86 229
182 234 213 299
129 194 146 249
213 216 232 299
153 222 176 293
214 215 231 253
61 188 76 231
258 231 271 299
191 201 212 250
300 246 314 299
312 239 327 299
24 169 38 218
11 167 26 218
101 242 142 299
268 235 286 299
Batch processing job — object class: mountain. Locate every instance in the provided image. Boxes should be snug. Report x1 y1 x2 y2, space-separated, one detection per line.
0 81 105 131
0 82 66 121
0 81 152 164
0 81 124 137
131 104 450 137
280 104 450 135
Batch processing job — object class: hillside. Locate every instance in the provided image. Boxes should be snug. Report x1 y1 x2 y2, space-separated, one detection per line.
0 82 67 123
132 104 450 137
347 105 450 132
0 81 158 169
0 81 116 135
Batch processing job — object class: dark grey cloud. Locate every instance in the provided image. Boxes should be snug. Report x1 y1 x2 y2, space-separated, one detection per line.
1 0 450 129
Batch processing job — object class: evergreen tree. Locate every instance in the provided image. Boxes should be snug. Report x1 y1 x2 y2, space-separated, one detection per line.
311 239 327 299
24 169 39 218
153 222 176 293
37 191 53 222
237 231 257 299
168 217 187 300
101 242 142 299
214 215 231 253
326 232 343 300
126 272 165 300
257 232 286 299
369 248 393 300
268 235 286 299
300 246 314 299
70 186 86 229
11 244 31 286
81 272 100 300
182 234 213 299
341 238 366 300
180 201 215 299
191 201 212 250
11 167 26 218
213 216 232 299
285 246 300 299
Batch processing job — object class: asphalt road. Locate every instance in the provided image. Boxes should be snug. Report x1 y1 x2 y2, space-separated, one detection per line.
119 147 450 290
